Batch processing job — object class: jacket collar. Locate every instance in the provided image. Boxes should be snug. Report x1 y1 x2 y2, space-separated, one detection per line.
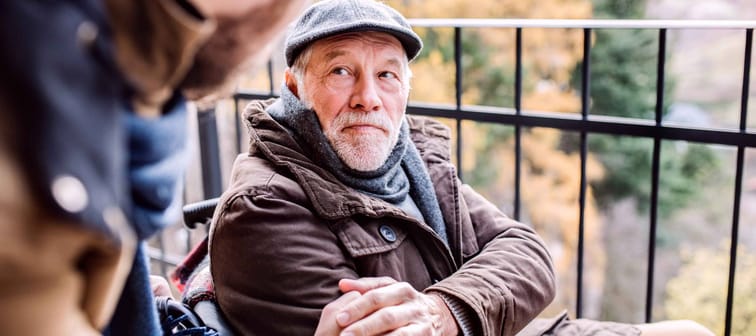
243 99 452 221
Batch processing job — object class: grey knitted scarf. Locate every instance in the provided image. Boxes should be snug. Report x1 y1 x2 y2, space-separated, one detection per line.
267 86 448 245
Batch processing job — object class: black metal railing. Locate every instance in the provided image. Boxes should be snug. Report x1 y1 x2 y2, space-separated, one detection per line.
176 19 756 335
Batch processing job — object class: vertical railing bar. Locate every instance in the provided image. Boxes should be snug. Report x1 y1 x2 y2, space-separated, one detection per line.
576 27 591 319
181 189 192 255
725 147 745 336
724 27 751 336
185 223 192 256
157 232 167 279
234 96 242 154
646 28 666 323
198 107 224 199
739 29 752 132
455 27 463 180
267 59 275 96
456 119 462 180
514 27 522 221
647 140 661 323
655 30 666 126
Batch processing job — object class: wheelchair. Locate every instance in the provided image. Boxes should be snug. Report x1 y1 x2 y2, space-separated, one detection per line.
156 198 233 336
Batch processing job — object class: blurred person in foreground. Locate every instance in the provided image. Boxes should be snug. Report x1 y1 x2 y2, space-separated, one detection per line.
208 0 714 335
0 0 305 335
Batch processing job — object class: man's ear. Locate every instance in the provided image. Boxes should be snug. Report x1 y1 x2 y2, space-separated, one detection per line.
284 69 299 97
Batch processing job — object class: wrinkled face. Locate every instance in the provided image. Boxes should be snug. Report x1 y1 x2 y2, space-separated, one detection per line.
287 32 410 171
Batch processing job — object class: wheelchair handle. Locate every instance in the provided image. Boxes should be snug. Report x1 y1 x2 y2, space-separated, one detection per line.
182 197 220 229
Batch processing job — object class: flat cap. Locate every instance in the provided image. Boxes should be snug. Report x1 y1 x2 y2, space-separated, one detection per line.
284 0 423 67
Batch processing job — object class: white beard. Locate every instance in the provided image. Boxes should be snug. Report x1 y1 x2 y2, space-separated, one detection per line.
298 84 401 171
324 111 400 172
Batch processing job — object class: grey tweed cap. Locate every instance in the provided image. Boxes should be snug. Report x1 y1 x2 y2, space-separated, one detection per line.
284 0 423 67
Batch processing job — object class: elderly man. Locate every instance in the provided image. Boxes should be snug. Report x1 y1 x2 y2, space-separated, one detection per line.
209 0 714 335
210 0 552 334
0 0 304 335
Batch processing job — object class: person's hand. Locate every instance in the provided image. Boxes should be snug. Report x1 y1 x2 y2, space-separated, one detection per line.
315 291 362 336
331 277 458 336
338 277 397 294
149 275 173 298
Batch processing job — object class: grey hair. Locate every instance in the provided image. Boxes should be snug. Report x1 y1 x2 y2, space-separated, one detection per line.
289 45 314 91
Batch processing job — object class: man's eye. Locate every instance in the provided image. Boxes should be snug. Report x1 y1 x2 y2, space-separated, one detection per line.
379 71 397 79
332 67 349 75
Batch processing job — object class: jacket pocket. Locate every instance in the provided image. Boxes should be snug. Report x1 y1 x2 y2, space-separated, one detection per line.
333 219 408 258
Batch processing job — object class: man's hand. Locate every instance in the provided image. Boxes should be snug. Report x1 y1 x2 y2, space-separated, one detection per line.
338 277 397 294
322 277 458 336
149 275 173 298
315 291 362 336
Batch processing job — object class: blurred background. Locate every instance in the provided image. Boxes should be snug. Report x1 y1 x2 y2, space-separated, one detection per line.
151 1 756 335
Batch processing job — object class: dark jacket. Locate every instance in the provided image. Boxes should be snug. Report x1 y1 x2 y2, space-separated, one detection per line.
0 0 211 244
0 1 212 334
210 99 556 335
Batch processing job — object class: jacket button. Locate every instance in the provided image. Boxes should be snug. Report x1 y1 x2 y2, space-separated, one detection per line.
51 175 88 213
379 225 397 242
76 21 98 49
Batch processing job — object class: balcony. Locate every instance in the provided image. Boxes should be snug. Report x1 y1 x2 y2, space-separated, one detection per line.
150 19 756 336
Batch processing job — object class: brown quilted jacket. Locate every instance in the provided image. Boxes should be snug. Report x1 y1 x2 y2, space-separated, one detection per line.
209 99 556 335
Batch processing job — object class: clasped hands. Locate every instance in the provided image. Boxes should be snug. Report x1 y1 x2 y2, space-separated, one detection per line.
315 277 459 336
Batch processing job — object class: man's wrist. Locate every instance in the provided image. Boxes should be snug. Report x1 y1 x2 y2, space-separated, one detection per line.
428 293 460 336
437 292 480 336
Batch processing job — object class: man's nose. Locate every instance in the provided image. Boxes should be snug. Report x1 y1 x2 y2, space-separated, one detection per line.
349 76 381 112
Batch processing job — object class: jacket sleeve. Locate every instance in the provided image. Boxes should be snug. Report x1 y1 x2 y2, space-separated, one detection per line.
209 178 359 335
426 183 556 336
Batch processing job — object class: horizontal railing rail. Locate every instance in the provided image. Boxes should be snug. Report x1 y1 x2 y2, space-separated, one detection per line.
407 18 756 29
234 92 756 147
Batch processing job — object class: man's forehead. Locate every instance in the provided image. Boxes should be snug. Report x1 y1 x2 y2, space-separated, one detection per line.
314 31 406 56
319 49 405 71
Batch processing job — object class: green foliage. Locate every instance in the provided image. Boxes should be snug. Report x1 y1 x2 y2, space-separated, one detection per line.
565 0 721 219
416 28 516 107
415 28 454 61
583 28 659 119
586 138 720 224
592 0 646 19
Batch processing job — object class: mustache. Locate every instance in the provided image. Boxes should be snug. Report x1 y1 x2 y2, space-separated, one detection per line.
332 112 393 132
